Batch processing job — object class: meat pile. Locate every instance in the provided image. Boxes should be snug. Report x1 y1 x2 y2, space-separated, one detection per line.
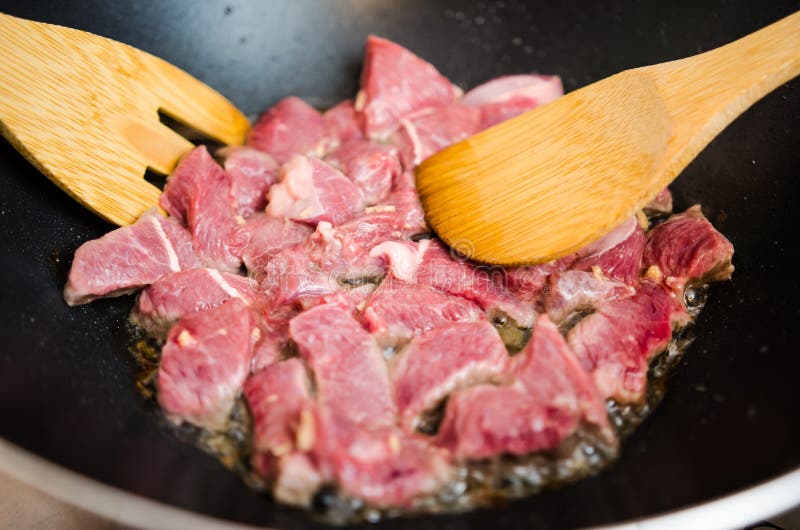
63 36 734 519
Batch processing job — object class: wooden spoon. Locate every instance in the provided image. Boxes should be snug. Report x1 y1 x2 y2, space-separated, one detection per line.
0 13 249 226
416 11 800 266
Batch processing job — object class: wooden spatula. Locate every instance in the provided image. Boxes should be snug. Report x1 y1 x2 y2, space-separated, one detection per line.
0 13 249 226
416 11 800 266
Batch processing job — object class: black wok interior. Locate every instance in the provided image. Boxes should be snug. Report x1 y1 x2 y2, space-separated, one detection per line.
1 1 798 528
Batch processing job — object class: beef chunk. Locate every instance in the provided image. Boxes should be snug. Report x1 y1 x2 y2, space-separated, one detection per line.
571 216 645 285
567 281 689 402
219 146 280 217
312 409 453 507
240 214 313 273
248 96 330 164
392 321 509 431
414 241 536 327
266 155 364 226
356 35 460 138
325 140 400 205
64 209 199 305
324 100 365 143
132 268 256 335
391 104 481 169
462 74 563 129
157 299 254 429
290 305 396 427
159 146 249 273
244 358 313 456
643 205 734 293
361 277 484 348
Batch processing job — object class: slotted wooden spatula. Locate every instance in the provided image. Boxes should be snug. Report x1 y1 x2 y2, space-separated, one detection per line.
416 11 800 266
0 13 249 226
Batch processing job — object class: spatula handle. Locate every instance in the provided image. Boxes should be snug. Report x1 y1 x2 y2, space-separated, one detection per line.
640 10 800 198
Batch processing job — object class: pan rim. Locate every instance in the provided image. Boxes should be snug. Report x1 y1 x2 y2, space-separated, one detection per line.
1 437 798 530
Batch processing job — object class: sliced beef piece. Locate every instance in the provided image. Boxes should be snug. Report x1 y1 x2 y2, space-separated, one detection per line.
159 146 249 273
265 155 364 226
461 74 563 129
247 96 330 164
289 305 396 427
643 205 734 293
392 321 509 431
240 214 313 272
312 409 452 507
437 316 613 459
643 187 673 216
512 315 613 438
64 209 200 306
218 146 280 217
571 216 645 285
436 384 577 459
356 35 460 139
157 299 254 430
414 241 536 327
544 270 635 324
361 277 484 348
244 358 313 456
325 140 400 205
390 104 481 169
567 280 689 403
132 268 255 335
323 100 364 143
504 254 577 303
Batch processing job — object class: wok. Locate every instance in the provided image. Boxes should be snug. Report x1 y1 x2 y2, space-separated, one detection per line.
0 1 798 528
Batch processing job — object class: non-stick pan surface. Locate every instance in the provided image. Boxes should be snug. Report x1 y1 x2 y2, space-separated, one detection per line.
1 1 798 528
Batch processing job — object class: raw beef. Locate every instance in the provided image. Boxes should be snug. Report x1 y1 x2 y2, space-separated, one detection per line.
643 205 734 292
325 140 400 204
360 278 484 347
571 216 645 285
244 358 313 456
392 321 509 431
266 155 364 226
289 302 453 507
219 146 280 217
567 281 689 402
240 214 313 272
462 74 563 129
437 316 612 459
414 241 536 327
247 96 330 164
289 305 396 427
323 100 364 143
132 268 255 335
391 104 481 169
64 209 199 306
312 410 453 507
160 146 249 273
504 254 577 302
157 299 254 430
356 35 461 138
